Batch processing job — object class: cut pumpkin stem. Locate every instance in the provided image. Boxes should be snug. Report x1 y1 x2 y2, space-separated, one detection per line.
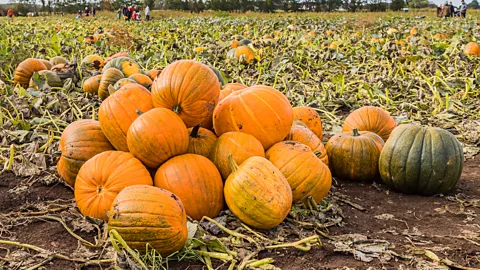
190 125 201 138
227 154 239 173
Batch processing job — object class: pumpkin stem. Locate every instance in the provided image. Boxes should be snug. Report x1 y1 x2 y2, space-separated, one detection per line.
352 128 360 137
136 109 143 116
173 104 181 114
190 125 201 138
313 150 322 157
227 154 239 173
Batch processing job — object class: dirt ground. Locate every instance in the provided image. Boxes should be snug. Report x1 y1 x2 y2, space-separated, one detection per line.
0 157 478 269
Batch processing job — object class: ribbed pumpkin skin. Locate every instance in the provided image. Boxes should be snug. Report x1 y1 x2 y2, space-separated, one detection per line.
129 73 153 89
209 132 265 180
74 151 153 220
103 57 142 77
234 45 255 64
224 156 292 230
14 58 48 87
151 60 220 128
187 126 217 157
219 83 247 101
326 129 384 182
57 120 114 187
98 68 124 100
154 154 224 220
342 106 396 141
108 185 188 256
293 106 323 141
127 108 189 169
379 124 464 196
285 125 328 165
213 85 293 150
82 75 102 94
99 84 154 152
39 59 53 70
266 141 332 203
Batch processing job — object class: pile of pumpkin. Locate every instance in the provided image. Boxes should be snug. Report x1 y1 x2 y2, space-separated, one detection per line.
13 57 77 89
13 56 464 257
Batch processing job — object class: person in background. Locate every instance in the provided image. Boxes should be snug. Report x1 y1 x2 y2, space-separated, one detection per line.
117 8 122 19
92 7 96 17
76 10 82 19
449 2 455 16
84 6 89 16
7 9 14 18
442 1 452 18
437 4 442 17
145 5 150 21
460 0 467 17
122 4 129 20
128 6 134 21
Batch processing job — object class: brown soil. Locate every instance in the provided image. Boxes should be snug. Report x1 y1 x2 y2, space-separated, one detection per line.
0 158 479 269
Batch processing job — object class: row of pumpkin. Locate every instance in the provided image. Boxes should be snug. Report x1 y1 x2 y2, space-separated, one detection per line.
13 55 464 256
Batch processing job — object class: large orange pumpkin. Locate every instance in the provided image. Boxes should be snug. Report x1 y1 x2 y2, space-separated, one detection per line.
213 85 293 150
57 120 114 187
224 156 292 230
219 83 247 101
209 132 265 180
99 84 154 152
266 141 332 203
326 129 384 182
74 151 153 220
464 42 480 56
14 58 48 87
127 108 189 169
108 185 188 256
82 75 102 94
151 60 220 127
187 125 217 157
342 106 396 141
285 125 328 165
154 154 224 220
292 106 323 141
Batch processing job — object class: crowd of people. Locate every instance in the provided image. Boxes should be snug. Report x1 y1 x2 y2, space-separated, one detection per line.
76 6 96 19
437 0 468 18
117 5 151 21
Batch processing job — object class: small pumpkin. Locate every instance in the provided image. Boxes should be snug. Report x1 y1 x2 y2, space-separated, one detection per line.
39 59 53 70
292 106 323 141
224 155 292 230
113 78 137 90
146 68 162 80
98 68 124 99
108 185 188 256
75 151 153 220
234 45 255 64
151 60 221 127
82 75 102 94
464 42 480 56
284 125 328 165
379 124 464 196
14 58 48 87
103 57 142 77
81 55 104 71
209 132 265 180
99 84 154 152
213 85 293 150
342 106 396 141
266 141 332 203
154 154 224 220
187 125 217 157
326 128 384 182
57 119 114 187
129 73 153 88
127 108 189 169
50 56 69 66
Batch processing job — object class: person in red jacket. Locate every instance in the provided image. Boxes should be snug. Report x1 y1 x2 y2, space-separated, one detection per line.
7 9 14 18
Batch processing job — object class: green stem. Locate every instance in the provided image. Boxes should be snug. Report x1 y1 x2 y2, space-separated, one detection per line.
173 104 181 114
352 128 360 137
227 154 239 173
313 150 322 157
136 109 143 116
190 125 201 138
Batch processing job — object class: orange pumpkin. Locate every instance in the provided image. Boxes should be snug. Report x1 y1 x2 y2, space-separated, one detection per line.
127 108 189 169
81 55 104 71
99 84 154 152
213 85 293 150
285 125 328 165
146 69 162 80
151 60 221 127
464 42 480 56
342 106 396 141
57 120 114 187
105 51 129 64
82 75 102 94
292 106 323 141
219 83 247 101
14 58 48 87
187 125 217 157
326 129 384 182
224 156 292 230
154 154 224 220
75 151 153 220
108 185 188 256
209 132 265 180
234 45 255 64
266 141 332 203
129 73 153 88
39 59 53 70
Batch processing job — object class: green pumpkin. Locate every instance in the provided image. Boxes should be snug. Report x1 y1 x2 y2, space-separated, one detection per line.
379 124 464 196
210 66 225 86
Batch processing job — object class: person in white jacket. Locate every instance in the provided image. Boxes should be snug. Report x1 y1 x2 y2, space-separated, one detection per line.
145 5 151 21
